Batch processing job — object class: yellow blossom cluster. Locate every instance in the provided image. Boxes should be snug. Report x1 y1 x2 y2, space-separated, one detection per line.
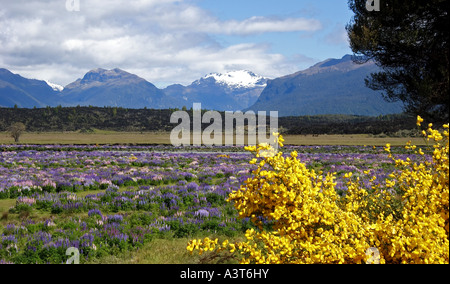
187 117 449 264
368 117 449 264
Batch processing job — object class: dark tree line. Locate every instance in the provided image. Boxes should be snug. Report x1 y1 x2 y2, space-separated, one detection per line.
0 107 418 136
0 106 174 133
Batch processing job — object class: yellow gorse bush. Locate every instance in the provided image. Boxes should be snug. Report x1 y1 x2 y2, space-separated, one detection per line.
187 117 449 264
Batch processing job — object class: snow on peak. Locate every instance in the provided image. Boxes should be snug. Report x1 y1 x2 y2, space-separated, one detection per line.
203 70 268 88
45 80 64 92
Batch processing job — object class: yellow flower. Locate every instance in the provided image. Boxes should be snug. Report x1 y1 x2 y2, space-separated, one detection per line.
188 125 449 264
417 116 424 126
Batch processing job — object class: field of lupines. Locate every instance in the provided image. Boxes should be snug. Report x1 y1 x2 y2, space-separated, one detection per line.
0 142 435 264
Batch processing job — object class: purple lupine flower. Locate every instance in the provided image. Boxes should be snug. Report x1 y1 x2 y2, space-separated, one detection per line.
29 231 52 245
5 224 16 232
44 219 56 227
88 209 103 218
107 214 124 223
16 196 36 206
158 225 171 232
80 233 95 248
186 182 199 191
53 238 71 249
194 209 210 219
2 235 17 243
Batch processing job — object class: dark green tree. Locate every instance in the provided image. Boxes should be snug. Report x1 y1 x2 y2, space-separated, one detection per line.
346 0 449 123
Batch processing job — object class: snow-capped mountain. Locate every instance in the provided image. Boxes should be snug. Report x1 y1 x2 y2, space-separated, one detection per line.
164 70 269 111
199 70 268 89
45 80 64 92
0 68 60 108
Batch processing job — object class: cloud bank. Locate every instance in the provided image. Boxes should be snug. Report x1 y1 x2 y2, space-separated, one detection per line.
0 0 322 87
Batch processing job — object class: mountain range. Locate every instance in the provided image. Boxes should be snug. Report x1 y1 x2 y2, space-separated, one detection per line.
0 55 405 116
164 70 268 111
246 55 404 116
59 68 177 109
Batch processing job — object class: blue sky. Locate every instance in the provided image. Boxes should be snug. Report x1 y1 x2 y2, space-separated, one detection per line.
197 0 354 59
0 0 356 87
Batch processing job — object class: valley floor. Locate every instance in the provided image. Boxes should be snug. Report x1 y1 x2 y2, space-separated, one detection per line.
0 131 427 146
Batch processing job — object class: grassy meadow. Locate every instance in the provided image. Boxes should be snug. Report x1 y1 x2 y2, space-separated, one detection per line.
0 131 427 146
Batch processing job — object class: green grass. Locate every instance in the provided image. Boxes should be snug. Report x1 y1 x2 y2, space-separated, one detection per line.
86 236 242 264
0 199 56 237
0 198 15 214
92 220 246 264
0 187 245 264
0 198 16 226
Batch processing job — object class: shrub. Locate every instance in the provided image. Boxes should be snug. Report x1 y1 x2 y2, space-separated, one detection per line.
8 122 26 143
188 117 449 264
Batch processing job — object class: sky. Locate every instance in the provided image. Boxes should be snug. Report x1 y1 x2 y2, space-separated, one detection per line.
0 0 355 88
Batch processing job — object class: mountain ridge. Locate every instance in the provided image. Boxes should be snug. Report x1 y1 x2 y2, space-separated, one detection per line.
1 55 405 116
58 68 176 109
246 55 404 117
0 68 59 108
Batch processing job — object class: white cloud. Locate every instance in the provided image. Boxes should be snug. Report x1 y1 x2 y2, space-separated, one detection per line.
149 5 321 35
0 0 323 87
220 17 322 35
